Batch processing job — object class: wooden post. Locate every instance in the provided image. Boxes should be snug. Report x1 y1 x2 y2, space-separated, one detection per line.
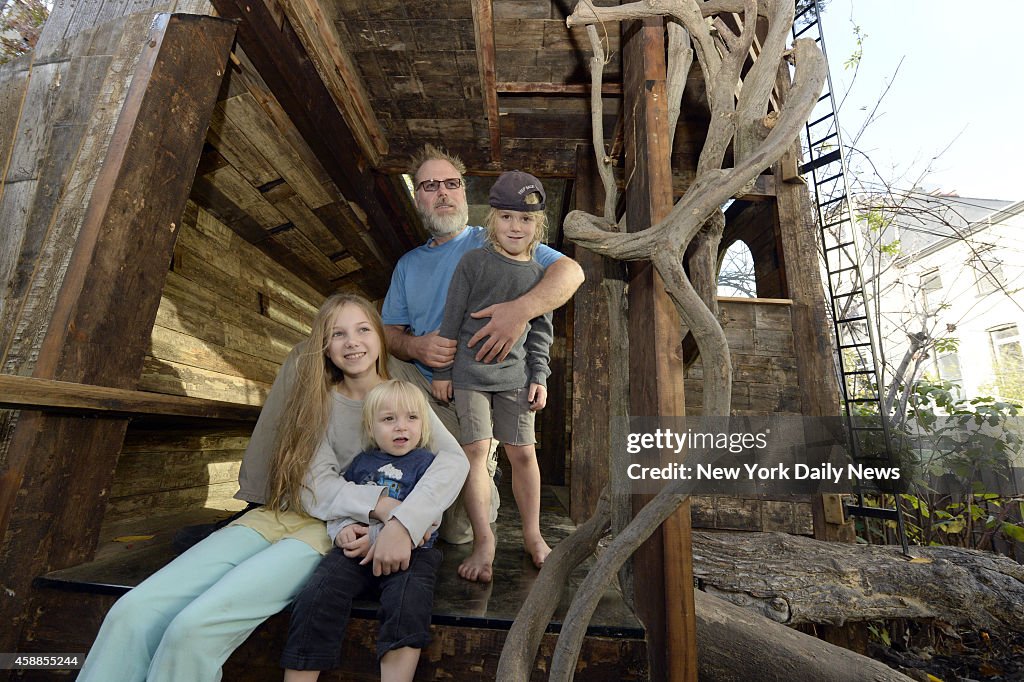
774 147 855 543
570 146 617 521
622 18 698 682
0 12 235 653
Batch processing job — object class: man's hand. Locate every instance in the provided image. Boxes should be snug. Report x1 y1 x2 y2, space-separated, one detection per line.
468 299 530 363
337 524 370 558
362 518 413 576
413 331 457 368
431 379 453 403
528 383 547 412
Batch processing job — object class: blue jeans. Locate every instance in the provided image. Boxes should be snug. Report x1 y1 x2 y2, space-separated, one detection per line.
78 525 321 682
280 546 442 668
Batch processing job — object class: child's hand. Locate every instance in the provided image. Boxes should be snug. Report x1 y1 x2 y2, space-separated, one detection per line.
370 494 400 521
431 379 453 403
337 524 371 558
528 383 547 411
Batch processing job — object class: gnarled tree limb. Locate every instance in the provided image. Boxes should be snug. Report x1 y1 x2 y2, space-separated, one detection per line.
503 1 837 677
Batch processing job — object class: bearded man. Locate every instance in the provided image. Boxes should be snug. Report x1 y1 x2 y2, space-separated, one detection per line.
381 144 583 582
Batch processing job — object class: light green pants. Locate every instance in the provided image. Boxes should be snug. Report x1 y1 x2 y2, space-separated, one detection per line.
78 526 320 682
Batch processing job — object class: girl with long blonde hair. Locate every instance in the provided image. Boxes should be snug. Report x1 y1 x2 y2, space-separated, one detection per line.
80 294 468 682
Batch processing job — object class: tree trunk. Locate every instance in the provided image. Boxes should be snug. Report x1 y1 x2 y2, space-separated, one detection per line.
696 590 914 682
693 531 1024 631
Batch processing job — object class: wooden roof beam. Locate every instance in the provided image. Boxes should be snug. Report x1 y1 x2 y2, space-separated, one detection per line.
496 82 623 96
277 0 388 167
471 0 502 164
211 0 414 272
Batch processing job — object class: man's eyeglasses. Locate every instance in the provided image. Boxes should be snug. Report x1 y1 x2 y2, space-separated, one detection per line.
416 178 463 192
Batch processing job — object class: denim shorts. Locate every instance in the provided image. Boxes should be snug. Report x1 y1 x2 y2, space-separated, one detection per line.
453 387 536 446
280 546 442 668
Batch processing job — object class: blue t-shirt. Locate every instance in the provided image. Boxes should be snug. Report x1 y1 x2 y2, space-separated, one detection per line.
346 447 437 547
382 226 562 380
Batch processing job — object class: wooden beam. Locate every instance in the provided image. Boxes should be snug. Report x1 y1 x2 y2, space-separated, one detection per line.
734 173 777 201
496 81 623 96
471 0 501 164
0 12 236 652
569 145 624 521
210 0 413 265
622 18 699 682
276 0 387 167
0 375 260 421
773 144 853 543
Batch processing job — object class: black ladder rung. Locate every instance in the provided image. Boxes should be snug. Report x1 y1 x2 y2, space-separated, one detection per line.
845 397 880 403
830 265 858 274
821 217 849 229
810 132 839 148
801 153 841 174
816 172 843 185
820 195 845 207
794 5 815 21
837 344 872 352
845 504 899 521
844 370 876 377
793 21 817 38
837 315 868 324
807 112 834 129
832 289 863 298
826 240 855 252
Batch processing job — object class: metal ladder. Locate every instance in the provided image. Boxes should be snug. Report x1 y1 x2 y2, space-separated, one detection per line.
792 0 909 553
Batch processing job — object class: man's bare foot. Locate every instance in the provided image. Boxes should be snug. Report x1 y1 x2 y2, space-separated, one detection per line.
524 537 551 569
458 533 496 583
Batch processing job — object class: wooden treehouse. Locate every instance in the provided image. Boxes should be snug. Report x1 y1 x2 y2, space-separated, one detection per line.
0 1 852 680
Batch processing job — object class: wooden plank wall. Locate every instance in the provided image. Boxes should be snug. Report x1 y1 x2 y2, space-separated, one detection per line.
141 201 318 405
104 200 324 525
0 4 233 656
684 299 813 535
0 0 210 462
107 426 252 524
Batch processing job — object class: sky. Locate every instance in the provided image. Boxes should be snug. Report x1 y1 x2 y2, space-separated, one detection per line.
818 1 1023 201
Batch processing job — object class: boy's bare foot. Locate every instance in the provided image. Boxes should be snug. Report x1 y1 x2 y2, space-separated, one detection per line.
524 537 551 570
458 533 496 583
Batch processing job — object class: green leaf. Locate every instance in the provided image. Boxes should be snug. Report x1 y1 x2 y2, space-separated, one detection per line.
1001 523 1024 543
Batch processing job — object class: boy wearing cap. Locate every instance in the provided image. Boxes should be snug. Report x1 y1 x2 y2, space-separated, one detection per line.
431 171 554 582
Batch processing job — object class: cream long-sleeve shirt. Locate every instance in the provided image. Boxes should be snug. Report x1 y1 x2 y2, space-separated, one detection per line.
299 390 468 544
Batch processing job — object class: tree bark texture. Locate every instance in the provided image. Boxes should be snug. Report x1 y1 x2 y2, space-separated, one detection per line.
693 531 1024 631
695 589 915 682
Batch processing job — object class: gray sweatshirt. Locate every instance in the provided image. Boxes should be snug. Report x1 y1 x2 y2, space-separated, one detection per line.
435 246 553 390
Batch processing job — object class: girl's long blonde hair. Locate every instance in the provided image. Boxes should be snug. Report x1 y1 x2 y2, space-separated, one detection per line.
267 293 390 514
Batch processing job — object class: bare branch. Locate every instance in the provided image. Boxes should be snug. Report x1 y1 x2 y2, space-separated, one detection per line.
563 209 657 260
697 0 757 175
654 248 733 416
585 24 619 222
666 20 693 150
735 0 795 162
496 490 611 682
549 486 690 680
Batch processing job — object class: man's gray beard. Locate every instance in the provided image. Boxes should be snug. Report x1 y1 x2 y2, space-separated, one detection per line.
420 203 468 239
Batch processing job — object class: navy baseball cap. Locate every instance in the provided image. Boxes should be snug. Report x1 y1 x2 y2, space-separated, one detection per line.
489 170 546 212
